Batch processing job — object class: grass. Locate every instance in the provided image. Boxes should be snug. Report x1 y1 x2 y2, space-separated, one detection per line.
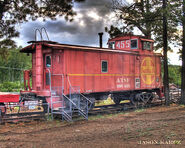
179 104 185 107
135 109 145 113
125 127 131 134
163 123 168 127
89 114 105 120
165 132 177 139
145 127 154 131
138 131 153 137
89 112 128 121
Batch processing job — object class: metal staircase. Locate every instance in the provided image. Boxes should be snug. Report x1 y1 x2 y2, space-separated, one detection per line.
46 70 93 122
50 86 93 122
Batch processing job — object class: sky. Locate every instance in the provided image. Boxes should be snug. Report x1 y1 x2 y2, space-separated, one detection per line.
14 0 181 65
15 0 114 48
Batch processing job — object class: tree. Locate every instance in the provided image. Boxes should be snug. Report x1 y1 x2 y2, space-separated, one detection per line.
0 46 31 83
0 0 85 51
107 0 181 51
106 0 182 104
162 0 170 105
180 0 185 105
168 65 181 86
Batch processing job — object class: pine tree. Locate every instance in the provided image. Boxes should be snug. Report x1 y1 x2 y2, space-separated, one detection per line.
107 0 181 51
180 0 185 105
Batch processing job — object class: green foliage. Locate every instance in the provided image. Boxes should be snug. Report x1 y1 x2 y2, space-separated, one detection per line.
0 46 31 91
0 81 24 92
168 65 181 86
161 64 181 85
105 25 133 39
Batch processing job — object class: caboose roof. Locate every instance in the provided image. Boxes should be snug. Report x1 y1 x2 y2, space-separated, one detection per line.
108 35 154 42
20 41 139 55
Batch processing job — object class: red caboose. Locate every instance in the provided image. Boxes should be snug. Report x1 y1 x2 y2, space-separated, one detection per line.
20 35 163 108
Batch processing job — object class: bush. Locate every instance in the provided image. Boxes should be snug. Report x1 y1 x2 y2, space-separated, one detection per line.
0 81 24 92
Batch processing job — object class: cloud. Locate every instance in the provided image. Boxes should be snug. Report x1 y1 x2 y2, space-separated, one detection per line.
16 0 113 47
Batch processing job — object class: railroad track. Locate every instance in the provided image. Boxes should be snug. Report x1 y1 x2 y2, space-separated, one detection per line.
0 99 165 124
0 112 47 124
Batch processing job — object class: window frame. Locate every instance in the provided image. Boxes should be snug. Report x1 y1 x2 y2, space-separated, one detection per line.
130 39 138 49
109 41 115 49
143 41 152 50
46 55 51 68
101 60 108 73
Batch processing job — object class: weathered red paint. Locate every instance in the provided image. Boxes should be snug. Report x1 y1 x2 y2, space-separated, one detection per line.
23 70 31 90
19 35 163 99
0 93 19 103
35 44 43 91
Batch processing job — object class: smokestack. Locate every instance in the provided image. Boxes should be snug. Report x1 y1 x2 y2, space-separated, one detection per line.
98 32 103 48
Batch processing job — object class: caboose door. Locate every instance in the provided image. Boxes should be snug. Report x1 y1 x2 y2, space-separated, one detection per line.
44 54 52 90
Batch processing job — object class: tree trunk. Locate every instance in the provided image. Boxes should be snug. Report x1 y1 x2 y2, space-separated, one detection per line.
180 0 185 105
163 0 170 105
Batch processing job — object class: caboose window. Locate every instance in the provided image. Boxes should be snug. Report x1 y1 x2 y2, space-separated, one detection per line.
131 39 138 49
109 42 115 49
46 56 51 67
143 42 152 50
101 61 108 73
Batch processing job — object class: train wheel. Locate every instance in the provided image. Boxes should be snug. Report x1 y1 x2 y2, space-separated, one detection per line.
112 95 121 105
129 94 137 106
135 92 154 107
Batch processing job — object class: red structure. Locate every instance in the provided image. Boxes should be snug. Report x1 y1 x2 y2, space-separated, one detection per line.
19 35 163 105
0 35 163 119
0 93 19 103
0 93 20 115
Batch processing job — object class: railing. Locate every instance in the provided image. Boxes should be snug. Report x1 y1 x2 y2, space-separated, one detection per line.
169 89 181 103
69 86 92 120
47 73 93 121
46 68 53 119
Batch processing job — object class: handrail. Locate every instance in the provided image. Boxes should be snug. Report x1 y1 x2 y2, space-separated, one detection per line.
67 75 93 104
35 29 42 41
41 27 50 41
46 68 53 119
80 93 93 104
51 74 64 94
63 94 87 114
46 68 52 92
35 27 50 41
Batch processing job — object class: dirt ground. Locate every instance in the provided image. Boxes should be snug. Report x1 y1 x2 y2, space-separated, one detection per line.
0 104 185 148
